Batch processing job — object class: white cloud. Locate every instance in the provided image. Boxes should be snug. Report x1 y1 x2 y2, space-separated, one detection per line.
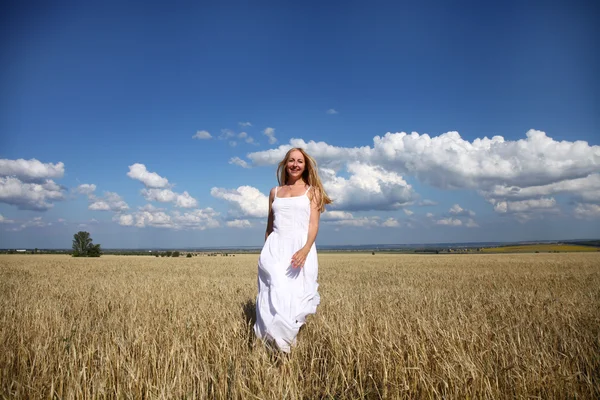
239 122 252 127
492 197 557 214
171 208 220 230
263 127 277 145
323 163 416 211
140 188 198 208
89 192 129 212
127 163 169 188
0 214 15 224
465 218 479 228
0 176 65 211
226 219 252 228
220 129 236 139
0 158 64 182
382 217 400 227
403 209 414 216
321 211 354 220
229 157 251 169
115 206 220 230
482 173 600 204
574 203 600 219
193 130 212 140
76 184 96 195
426 212 434 218
449 204 475 217
229 141 237 147
115 214 134 226
210 186 269 218
9 216 52 231
436 217 463 226
418 199 438 206
242 130 600 219
238 132 248 139
329 216 381 227
326 109 338 115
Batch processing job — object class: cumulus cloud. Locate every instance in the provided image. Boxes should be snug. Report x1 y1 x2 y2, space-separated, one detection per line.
76 184 96 195
465 218 479 228
114 206 219 230
436 217 462 226
0 214 15 224
127 163 169 188
323 163 416 211
140 188 198 208
0 158 64 182
326 109 338 115
226 219 252 228
263 127 277 145
574 203 600 219
89 192 129 212
193 130 212 139
220 129 236 140
418 199 438 206
239 122 252 127
229 157 251 169
449 204 475 217
115 214 134 226
0 158 67 211
403 209 414 216
210 186 269 218
8 216 52 231
237 129 600 219
382 217 400 227
492 197 557 214
329 216 382 227
321 211 354 220
0 176 65 211
483 173 600 204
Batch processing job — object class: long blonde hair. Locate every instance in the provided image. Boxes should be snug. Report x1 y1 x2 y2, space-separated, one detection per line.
276 147 332 213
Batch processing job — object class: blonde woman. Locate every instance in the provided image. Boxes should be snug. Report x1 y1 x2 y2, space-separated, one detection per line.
254 148 332 353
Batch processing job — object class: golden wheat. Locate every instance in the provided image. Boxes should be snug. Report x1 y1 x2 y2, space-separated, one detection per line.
1 253 599 399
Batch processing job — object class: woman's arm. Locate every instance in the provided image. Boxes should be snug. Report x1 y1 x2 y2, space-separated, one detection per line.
291 187 321 268
264 187 276 242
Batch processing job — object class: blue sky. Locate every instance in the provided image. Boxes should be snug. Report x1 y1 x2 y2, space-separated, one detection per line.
1 1 599 249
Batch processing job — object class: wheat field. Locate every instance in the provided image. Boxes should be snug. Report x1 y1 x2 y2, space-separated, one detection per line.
1 253 599 399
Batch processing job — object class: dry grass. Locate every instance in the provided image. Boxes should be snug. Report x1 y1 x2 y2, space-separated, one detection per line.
1 253 599 399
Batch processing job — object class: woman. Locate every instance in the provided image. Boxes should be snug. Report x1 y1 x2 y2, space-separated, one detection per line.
254 148 332 353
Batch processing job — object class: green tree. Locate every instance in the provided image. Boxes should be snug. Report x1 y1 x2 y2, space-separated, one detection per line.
72 231 102 257
172 251 180 257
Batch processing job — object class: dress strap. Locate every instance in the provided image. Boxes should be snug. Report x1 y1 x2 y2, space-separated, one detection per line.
275 186 279 196
304 186 311 195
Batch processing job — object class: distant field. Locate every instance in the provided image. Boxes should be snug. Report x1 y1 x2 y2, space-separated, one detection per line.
1 253 599 398
481 243 599 253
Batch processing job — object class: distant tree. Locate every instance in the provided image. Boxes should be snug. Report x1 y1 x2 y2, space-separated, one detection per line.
155 254 159 257
166 251 173 257
172 251 180 257
186 253 192 258
72 231 102 257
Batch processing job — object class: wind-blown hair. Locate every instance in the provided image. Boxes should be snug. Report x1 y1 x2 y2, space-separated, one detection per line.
276 147 332 213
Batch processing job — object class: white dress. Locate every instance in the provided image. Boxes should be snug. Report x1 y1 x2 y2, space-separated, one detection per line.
254 186 321 353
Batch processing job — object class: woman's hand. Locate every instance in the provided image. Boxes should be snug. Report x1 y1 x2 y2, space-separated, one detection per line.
291 247 309 269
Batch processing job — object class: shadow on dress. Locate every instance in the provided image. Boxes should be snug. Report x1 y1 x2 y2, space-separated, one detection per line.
285 264 301 279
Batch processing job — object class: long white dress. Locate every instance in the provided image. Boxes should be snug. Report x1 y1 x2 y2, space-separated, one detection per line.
254 186 321 353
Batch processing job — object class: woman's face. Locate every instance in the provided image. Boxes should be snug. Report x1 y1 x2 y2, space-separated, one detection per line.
286 150 306 181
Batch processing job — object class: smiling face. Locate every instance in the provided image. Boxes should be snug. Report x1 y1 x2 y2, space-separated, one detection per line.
286 149 306 182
